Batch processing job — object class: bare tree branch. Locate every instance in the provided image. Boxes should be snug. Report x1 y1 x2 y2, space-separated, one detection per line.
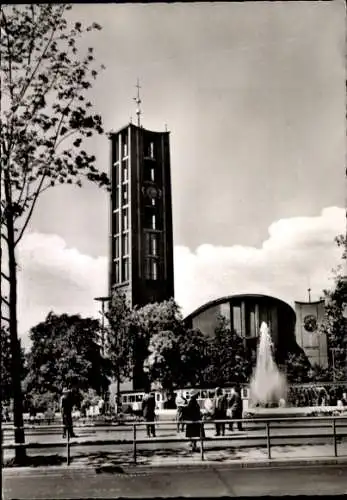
1 272 10 283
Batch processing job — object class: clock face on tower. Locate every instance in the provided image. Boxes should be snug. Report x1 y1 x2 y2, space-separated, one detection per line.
303 314 318 332
143 185 161 200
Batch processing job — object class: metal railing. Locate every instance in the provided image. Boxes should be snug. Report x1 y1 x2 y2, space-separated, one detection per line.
2 415 347 466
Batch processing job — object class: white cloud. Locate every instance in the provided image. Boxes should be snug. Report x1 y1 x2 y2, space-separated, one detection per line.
174 206 345 315
16 206 345 347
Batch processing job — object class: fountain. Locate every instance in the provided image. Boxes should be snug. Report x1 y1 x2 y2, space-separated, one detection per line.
249 322 287 408
247 322 301 418
245 322 346 418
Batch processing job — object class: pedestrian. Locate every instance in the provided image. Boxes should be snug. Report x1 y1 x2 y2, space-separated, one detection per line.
60 388 76 439
185 390 203 452
229 385 243 431
175 391 187 432
213 387 228 436
142 392 156 437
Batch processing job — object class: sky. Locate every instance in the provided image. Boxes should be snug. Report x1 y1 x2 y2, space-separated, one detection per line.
12 1 346 347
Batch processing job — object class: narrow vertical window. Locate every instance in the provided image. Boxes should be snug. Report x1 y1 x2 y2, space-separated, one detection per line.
114 163 120 186
122 185 128 205
151 234 157 256
114 236 120 258
232 306 242 336
122 160 128 183
122 258 129 282
150 167 155 181
122 208 128 231
114 261 120 284
114 187 120 209
150 142 154 158
114 211 120 234
151 214 156 230
122 233 129 255
152 260 158 280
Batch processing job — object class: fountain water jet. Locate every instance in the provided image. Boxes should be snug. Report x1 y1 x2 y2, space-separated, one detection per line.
249 322 287 413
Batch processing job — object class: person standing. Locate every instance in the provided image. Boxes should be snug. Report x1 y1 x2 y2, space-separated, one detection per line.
142 392 156 437
213 387 228 436
185 391 203 452
60 388 76 439
229 385 243 431
175 391 187 432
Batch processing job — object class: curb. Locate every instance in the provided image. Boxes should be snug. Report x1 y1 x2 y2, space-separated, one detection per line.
3 456 347 475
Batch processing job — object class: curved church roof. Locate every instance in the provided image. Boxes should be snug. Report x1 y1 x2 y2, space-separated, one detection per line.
184 293 295 321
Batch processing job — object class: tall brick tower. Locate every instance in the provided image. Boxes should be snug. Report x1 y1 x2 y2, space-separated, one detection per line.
108 92 175 312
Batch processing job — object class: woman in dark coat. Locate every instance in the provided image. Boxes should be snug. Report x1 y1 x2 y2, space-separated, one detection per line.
185 391 203 451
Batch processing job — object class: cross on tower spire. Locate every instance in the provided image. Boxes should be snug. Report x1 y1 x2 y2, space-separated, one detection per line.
133 78 142 127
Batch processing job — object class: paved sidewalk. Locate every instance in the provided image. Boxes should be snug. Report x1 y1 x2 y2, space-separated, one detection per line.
3 441 347 469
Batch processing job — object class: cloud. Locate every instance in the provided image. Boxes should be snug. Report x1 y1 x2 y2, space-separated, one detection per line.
16 206 345 348
17 234 107 348
174 206 345 315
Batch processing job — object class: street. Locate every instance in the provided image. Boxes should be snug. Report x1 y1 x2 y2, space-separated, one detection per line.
3 464 347 498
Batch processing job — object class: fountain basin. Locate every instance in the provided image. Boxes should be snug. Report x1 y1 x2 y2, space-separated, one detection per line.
244 406 347 419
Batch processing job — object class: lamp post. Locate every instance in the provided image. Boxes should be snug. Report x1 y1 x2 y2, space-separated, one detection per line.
94 296 111 356
94 296 111 408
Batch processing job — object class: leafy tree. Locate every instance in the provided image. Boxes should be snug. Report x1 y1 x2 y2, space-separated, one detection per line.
319 235 347 381
132 299 185 390
0 4 108 460
143 327 210 390
203 314 252 387
143 330 181 390
24 312 110 403
1 326 26 404
178 328 210 387
106 291 134 407
284 352 312 383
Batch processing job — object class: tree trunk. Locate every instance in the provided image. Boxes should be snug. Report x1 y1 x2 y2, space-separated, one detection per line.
4 178 26 463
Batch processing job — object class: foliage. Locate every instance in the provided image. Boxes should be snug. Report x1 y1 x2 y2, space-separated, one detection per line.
132 299 186 389
202 314 252 387
106 291 134 382
0 4 108 456
178 328 211 387
1 4 108 234
24 312 110 400
24 391 57 413
143 327 210 390
133 298 184 341
284 352 312 383
318 234 347 381
143 330 181 390
1 326 26 404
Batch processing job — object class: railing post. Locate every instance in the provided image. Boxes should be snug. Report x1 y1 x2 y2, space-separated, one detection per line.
133 424 137 465
332 418 337 457
66 432 70 466
266 421 271 460
200 421 204 461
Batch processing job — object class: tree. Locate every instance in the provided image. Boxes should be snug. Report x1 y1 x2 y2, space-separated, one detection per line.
24 312 110 404
143 330 181 390
203 315 252 387
284 352 312 383
1 5 108 461
132 299 185 390
1 326 26 405
319 235 347 381
106 291 134 407
178 328 210 387
143 327 210 391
